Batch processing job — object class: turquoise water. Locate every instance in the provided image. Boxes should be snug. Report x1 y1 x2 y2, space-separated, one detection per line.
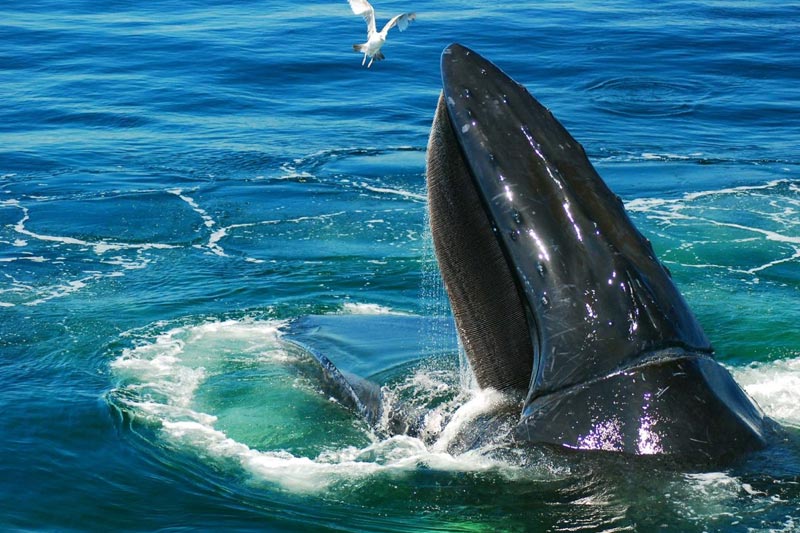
2 1 799 530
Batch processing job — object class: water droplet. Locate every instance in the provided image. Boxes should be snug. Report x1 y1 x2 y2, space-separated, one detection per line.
541 295 550 307
509 229 520 241
463 88 472 99
480 68 487 75
512 209 523 225
461 124 470 133
536 262 547 277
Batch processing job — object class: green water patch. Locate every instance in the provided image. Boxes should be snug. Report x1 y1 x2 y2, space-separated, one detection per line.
191 349 373 456
626 179 800 364
109 317 375 457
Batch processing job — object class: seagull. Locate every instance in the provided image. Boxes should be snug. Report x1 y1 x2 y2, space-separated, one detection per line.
348 0 416 68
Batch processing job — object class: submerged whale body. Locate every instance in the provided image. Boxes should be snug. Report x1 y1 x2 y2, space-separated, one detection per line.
301 44 774 463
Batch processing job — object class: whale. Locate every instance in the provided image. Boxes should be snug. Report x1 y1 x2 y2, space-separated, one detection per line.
424 43 775 461
290 43 774 463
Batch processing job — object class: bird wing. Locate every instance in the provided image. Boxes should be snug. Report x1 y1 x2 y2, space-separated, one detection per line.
381 12 416 34
348 0 377 36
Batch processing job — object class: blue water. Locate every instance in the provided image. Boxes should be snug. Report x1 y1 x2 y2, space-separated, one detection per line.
2 0 800 531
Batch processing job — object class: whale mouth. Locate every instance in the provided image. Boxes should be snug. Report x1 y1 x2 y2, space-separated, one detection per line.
425 44 769 459
428 42 713 397
426 88 537 394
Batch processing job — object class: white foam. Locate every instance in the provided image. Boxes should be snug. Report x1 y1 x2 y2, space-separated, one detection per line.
742 247 800 275
205 211 346 258
158 410 496 494
666 471 800 529
109 318 532 495
730 356 800 428
339 302 409 315
274 170 316 181
167 188 233 257
111 319 289 409
0 255 47 263
25 277 95 306
100 255 152 270
206 226 232 256
168 189 216 229
358 182 426 202
109 316 800 501
641 152 693 161
0 195 196 305
683 179 788 202
625 179 795 213
624 179 800 276
704 219 800 246
669 471 743 521
431 388 514 453
0 274 33 305
6 199 177 255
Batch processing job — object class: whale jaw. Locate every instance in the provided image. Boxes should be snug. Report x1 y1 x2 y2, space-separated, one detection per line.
426 43 769 459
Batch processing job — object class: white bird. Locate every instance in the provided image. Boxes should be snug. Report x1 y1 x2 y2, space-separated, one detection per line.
348 0 416 68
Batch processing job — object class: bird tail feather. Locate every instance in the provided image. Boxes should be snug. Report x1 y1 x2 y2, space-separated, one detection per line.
374 51 385 61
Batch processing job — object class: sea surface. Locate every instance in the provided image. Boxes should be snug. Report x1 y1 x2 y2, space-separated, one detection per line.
2 0 800 531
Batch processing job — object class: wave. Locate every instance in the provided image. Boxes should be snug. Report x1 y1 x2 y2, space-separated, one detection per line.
107 317 532 494
108 315 800 499
733 357 800 429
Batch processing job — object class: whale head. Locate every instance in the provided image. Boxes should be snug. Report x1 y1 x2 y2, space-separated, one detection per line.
426 44 770 460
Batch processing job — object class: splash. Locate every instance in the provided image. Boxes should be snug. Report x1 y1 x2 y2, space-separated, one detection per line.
731 356 800 428
108 318 526 495
418 200 469 389
104 311 800 533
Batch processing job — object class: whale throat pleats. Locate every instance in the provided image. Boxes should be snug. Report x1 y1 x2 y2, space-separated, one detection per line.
426 93 534 393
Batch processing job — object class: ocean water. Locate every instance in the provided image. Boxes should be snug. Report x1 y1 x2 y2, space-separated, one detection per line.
2 0 799 531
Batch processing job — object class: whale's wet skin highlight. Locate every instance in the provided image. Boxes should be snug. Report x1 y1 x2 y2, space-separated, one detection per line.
427 44 771 462
2 1 799 531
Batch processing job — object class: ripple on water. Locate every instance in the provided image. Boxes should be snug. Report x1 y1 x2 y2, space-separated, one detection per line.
587 77 712 117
